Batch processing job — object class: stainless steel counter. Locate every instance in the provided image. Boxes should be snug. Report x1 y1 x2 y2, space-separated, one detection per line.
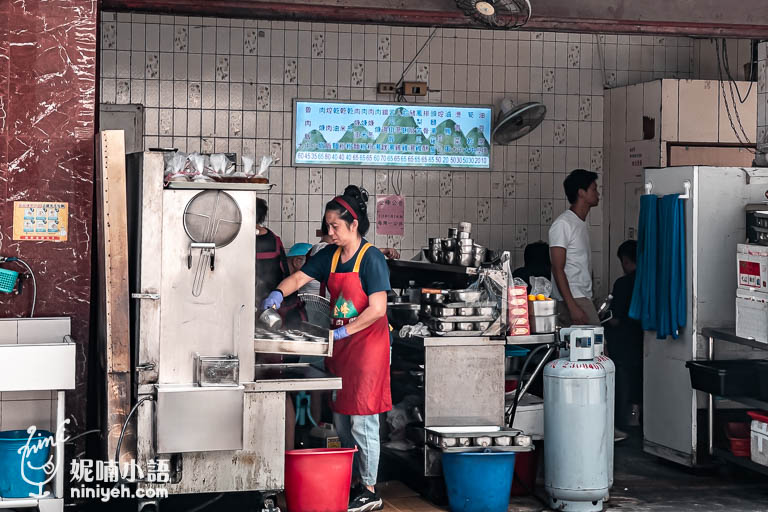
247 363 342 392
411 335 505 347
506 333 556 345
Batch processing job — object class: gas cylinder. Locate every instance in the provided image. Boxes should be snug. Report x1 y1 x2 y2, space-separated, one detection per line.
593 326 615 498
545 328 608 511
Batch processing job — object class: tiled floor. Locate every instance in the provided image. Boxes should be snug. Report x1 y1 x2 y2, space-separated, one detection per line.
83 429 768 511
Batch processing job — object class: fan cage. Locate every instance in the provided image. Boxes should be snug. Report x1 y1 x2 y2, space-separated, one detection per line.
455 0 532 29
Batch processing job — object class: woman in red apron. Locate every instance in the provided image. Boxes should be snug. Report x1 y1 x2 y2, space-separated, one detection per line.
262 186 391 512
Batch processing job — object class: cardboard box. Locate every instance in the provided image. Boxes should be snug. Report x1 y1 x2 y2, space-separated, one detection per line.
736 288 768 343
508 284 530 336
737 244 768 290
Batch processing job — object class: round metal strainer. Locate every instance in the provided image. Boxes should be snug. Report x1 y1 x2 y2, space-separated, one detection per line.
183 190 242 247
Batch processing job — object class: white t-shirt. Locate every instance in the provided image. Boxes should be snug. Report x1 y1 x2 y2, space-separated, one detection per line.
548 209 592 300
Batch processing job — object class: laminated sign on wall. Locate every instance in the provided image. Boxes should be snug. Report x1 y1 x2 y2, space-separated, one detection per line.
376 195 405 236
13 201 69 241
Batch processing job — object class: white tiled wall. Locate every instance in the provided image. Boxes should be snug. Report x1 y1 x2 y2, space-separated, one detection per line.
757 42 768 147
101 12 729 290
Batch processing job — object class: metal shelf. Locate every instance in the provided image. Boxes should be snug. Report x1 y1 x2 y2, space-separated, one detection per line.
506 333 556 345
165 181 274 191
713 448 768 477
716 395 768 409
702 327 768 351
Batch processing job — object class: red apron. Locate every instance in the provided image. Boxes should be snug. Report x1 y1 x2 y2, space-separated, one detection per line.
325 243 392 416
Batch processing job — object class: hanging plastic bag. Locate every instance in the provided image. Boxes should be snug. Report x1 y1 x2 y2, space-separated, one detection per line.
238 155 255 177
530 276 552 298
187 153 212 182
209 153 229 178
165 151 188 182
257 155 273 177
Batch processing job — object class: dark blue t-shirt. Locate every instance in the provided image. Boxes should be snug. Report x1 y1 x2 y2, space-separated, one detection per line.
301 240 391 296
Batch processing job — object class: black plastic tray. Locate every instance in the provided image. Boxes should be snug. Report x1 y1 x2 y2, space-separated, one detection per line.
757 360 768 400
686 360 760 397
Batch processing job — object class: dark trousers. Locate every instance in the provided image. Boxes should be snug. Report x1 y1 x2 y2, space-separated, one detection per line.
615 361 642 427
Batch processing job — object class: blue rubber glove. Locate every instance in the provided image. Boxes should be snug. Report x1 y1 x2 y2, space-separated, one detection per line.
261 290 284 310
333 326 350 341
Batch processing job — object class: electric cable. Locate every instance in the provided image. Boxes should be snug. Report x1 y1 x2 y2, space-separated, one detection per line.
714 39 756 152
507 343 551 429
395 27 439 93
721 39 753 143
185 493 225 512
14 258 37 317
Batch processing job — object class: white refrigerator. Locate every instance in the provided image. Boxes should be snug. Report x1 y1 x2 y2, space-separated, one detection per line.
642 165 768 466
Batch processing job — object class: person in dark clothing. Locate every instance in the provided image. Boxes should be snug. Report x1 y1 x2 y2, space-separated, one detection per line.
255 198 289 304
512 241 552 293
607 240 643 428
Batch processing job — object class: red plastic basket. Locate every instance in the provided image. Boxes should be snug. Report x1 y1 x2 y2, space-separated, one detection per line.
725 422 751 457
747 410 768 424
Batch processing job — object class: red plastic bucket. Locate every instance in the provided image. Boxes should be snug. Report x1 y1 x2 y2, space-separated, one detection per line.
285 447 357 512
510 449 539 496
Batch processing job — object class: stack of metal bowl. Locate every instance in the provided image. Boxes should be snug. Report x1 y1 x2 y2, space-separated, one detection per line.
426 222 487 267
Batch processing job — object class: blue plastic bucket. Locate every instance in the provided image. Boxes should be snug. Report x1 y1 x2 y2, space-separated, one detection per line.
442 450 517 512
0 430 53 498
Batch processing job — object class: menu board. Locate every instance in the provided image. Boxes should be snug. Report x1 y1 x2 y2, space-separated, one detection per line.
293 100 492 169
13 201 69 241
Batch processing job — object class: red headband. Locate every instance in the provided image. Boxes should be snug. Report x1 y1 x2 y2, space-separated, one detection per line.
333 197 358 220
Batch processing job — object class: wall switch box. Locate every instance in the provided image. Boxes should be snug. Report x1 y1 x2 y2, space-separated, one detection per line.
377 82 397 94
402 81 428 96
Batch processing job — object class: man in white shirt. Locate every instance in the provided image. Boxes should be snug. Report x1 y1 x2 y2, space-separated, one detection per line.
549 169 601 326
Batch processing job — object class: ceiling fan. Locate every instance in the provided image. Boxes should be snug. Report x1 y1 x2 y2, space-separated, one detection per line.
455 0 532 29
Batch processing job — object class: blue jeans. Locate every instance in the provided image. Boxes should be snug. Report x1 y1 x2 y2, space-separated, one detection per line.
333 412 380 486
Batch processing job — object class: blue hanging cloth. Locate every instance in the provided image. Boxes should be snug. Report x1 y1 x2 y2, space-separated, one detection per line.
656 194 687 339
630 194 658 331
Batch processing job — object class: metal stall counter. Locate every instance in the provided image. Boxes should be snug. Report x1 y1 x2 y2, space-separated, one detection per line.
120 151 342 509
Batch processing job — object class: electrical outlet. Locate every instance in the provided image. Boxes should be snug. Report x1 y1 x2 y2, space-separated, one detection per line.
377 82 397 94
402 81 428 96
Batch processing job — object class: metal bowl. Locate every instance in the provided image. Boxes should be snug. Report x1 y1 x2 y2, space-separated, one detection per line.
441 238 457 251
450 290 483 303
428 248 442 263
429 237 442 248
458 231 471 240
455 321 474 331
474 307 495 316
458 252 474 266
431 293 446 304
458 221 472 233
474 436 493 447
434 306 457 317
457 307 475 316
434 321 455 332
420 304 433 316
474 321 492 330
387 303 421 329
443 251 458 265
447 227 458 238
458 238 474 247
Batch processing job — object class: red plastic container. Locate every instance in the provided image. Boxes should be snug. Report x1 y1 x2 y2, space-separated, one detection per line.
285 447 357 512
747 410 768 424
510 449 539 496
725 422 751 457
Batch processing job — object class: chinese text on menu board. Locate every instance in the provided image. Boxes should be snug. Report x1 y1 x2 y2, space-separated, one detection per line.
294 101 492 169
12 201 69 242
